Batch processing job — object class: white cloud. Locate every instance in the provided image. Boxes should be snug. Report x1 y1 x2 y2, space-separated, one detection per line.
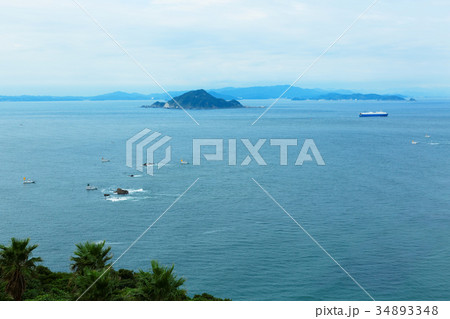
0 0 449 95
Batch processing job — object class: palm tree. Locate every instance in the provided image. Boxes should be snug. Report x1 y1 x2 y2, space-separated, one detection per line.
70 241 112 273
135 260 187 301
0 238 42 300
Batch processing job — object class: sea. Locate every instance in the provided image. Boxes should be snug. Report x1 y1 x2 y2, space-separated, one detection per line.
0 98 449 300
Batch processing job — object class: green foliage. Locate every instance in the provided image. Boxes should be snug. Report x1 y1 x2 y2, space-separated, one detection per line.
23 266 72 301
73 268 118 301
0 238 42 300
70 241 113 273
0 237 227 301
116 269 136 289
0 280 12 301
30 293 71 301
114 287 140 301
133 260 187 301
191 293 230 301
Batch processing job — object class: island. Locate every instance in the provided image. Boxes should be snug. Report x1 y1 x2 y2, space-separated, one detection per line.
141 89 244 109
0 85 414 102
292 93 405 101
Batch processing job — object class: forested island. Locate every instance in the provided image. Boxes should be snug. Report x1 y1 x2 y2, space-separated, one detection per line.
142 89 244 109
0 238 228 301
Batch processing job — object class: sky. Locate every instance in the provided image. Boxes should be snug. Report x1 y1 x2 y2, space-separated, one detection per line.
0 0 449 96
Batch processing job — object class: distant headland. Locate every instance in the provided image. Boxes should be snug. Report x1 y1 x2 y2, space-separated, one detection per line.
0 85 410 102
141 89 244 109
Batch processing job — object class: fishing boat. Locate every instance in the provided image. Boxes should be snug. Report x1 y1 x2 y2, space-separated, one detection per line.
86 184 97 190
180 159 190 165
359 111 388 117
425 134 430 138
23 177 35 184
412 140 418 144
101 157 110 162
143 163 155 166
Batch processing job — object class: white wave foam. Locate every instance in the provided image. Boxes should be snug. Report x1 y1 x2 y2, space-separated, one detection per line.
106 196 129 202
127 188 146 194
203 228 227 235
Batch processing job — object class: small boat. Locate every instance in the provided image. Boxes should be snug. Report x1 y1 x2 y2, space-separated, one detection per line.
412 140 418 144
359 111 388 117
143 163 155 167
23 177 35 184
101 157 110 162
86 184 97 190
180 159 189 165
425 134 430 138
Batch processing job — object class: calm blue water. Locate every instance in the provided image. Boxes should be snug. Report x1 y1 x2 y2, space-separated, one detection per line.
0 99 449 300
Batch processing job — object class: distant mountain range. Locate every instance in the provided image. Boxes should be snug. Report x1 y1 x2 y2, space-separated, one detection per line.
0 85 409 102
293 93 406 101
142 89 243 109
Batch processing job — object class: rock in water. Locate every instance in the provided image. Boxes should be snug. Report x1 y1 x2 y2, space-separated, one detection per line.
115 188 129 195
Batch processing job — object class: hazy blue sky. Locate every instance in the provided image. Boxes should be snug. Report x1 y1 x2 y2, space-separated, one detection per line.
1 0 449 96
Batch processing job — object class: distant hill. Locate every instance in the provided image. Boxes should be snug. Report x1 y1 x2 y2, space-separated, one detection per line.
0 85 408 102
142 89 243 109
207 91 238 100
212 85 405 101
88 91 152 101
293 93 405 101
212 85 327 99
0 95 86 102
